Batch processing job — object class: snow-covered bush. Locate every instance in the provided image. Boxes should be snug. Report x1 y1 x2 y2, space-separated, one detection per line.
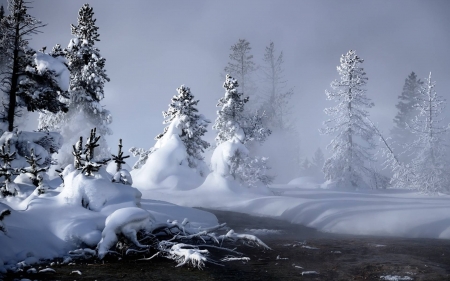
0 131 61 196
131 117 206 190
155 85 210 171
59 164 141 211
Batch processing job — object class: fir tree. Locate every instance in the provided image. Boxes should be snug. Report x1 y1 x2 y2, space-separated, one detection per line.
0 140 18 196
214 75 272 187
405 73 450 194
260 41 294 130
39 4 112 167
20 148 47 187
392 72 423 147
224 39 257 97
213 74 270 146
0 0 67 132
321 50 376 189
156 85 210 169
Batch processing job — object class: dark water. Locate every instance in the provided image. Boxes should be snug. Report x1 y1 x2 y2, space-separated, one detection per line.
5 208 450 280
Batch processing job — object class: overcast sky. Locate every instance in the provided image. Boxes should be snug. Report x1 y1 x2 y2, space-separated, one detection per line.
3 0 450 162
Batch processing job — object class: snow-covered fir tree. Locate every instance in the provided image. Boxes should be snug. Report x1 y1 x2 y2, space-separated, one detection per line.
213 74 270 146
402 73 450 194
38 4 112 168
0 0 67 133
155 85 210 170
391 72 423 150
260 41 294 130
224 39 257 98
311 147 325 170
213 74 272 187
321 50 376 189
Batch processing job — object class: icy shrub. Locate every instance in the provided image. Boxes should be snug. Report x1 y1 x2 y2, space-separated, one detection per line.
131 117 206 190
59 165 142 211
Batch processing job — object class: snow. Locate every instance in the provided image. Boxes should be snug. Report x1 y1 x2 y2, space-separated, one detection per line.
97 207 154 259
145 183 450 239
2 127 450 274
34 52 69 91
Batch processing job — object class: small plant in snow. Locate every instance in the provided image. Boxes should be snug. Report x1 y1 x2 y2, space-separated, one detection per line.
20 148 48 188
72 128 110 176
0 140 19 196
111 139 132 185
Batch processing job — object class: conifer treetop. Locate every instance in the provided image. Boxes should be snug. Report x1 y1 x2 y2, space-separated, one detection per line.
71 3 99 44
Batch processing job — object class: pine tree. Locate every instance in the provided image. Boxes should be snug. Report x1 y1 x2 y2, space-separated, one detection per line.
224 39 257 97
213 74 270 146
214 75 272 187
39 4 112 167
20 148 47 187
260 41 294 130
405 73 450 194
156 85 210 169
321 50 376 189
392 72 423 147
0 0 67 132
312 148 325 170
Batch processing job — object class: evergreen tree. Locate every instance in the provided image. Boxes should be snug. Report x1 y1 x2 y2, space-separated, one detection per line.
156 85 210 169
312 148 325 170
392 72 423 146
213 74 270 146
321 50 376 189
224 39 257 97
0 0 67 132
404 73 450 194
39 4 112 167
260 41 294 130
214 74 272 187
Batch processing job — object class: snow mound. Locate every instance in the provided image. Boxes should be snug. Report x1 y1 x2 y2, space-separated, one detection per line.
131 121 204 190
35 52 69 91
59 165 141 212
211 137 248 177
97 207 154 259
287 177 321 189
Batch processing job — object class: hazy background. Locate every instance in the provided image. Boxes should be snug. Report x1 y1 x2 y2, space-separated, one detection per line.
2 0 450 175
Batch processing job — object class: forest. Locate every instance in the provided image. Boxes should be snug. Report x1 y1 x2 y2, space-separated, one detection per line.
0 0 450 277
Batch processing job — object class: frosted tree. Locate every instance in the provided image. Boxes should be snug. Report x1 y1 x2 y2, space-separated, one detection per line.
224 39 257 98
155 85 210 169
213 74 270 146
311 147 325 170
260 41 294 130
321 50 376 189
392 72 423 148
39 4 112 167
0 0 67 133
213 74 272 187
405 73 450 194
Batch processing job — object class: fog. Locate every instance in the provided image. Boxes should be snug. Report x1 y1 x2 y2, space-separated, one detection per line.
4 0 450 180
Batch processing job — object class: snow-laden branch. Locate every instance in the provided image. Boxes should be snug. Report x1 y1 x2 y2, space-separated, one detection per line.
93 207 269 269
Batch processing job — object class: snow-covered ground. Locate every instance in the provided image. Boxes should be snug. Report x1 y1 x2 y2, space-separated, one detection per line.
140 180 450 240
2 105 450 273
